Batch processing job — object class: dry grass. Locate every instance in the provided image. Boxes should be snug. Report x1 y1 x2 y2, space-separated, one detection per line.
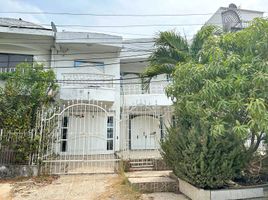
0 175 58 184
95 173 142 200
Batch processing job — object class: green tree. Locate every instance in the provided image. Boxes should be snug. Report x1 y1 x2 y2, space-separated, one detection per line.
143 25 220 78
0 62 57 131
0 63 57 163
160 18 268 188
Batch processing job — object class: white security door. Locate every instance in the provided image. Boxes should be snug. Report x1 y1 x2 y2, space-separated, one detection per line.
131 116 160 150
66 112 108 155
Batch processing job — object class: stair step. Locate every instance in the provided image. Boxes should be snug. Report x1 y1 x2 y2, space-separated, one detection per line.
129 176 178 193
126 170 178 193
129 167 154 171
130 164 154 167
129 159 153 162
130 162 153 165
128 159 155 171
126 170 172 178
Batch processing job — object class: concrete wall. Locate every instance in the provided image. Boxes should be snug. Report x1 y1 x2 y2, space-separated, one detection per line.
0 165 38 178
178 178 265 200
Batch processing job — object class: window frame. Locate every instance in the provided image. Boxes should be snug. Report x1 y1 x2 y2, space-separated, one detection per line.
107 116 114 151
74 60 105 72
0 53 33 69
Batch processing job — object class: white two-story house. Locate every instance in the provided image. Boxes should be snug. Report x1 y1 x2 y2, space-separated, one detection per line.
0 3 264 173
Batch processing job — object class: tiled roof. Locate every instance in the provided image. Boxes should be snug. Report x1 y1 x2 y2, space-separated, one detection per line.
0 17 50 30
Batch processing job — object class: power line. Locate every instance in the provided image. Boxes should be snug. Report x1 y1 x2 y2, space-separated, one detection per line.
4 75 148 82
1 74 167 85
0 53 151 64
0 48 153 57
40 23 207 28
0 21 225 29
0 59 149 69
0 43 219 64
57 79 168 85
0 11 215 16
1 10 265 17
48 59 148 68
58 76 149 82
0 37 192 44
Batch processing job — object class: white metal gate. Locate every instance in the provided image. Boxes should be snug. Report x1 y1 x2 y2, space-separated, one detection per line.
40 100 119 175
119 103 173 159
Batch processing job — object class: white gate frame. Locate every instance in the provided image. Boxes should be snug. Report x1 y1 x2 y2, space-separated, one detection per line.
119 101 173 160
39 100 120 175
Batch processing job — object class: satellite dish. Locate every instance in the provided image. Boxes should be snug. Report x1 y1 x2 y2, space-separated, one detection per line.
229 3 238 9
221 4 242 32
51 22 57 33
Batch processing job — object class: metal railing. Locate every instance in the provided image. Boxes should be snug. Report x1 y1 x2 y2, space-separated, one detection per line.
0 67 16 73
0 129 39 165
122 81 170 95
61 73 115 88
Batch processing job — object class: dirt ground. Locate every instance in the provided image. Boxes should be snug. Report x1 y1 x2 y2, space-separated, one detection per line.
7 174 141 200
0 174 188 200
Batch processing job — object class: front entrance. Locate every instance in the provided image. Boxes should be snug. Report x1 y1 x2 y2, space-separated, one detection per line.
119 104 173 159
130 115 160 150
40 101 119 174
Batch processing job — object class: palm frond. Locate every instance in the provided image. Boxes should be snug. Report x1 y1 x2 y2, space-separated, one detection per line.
155 31 189 51
150 46 188 65
143 64 175 77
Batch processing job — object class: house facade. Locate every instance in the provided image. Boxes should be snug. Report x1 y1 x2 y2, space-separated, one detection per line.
0 18 172 162
0 4 264 173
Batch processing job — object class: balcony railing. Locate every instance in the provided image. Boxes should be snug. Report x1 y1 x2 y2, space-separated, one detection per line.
0 67 16 73
122 81 170 95
61 73 115 88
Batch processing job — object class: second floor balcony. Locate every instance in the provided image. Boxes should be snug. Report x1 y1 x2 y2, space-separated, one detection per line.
121 80 172 106
59 72 116 102
122 81 169 95
61 73 114 89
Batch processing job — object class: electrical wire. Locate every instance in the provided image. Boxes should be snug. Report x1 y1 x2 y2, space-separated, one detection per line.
0 59 149 69
0 11 265 16
1 74 166 85
0 48 153 57
0 53 152 64
40 23 209 28
0 11 215 16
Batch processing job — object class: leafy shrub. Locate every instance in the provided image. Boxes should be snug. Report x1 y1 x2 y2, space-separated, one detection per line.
161 126 247 189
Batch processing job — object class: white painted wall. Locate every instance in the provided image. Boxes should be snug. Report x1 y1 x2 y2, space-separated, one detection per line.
206 7 263 27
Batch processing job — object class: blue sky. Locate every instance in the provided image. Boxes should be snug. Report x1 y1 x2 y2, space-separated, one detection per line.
0 0 267 39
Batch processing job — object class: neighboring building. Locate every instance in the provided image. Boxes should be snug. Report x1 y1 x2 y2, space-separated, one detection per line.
206 3 264 31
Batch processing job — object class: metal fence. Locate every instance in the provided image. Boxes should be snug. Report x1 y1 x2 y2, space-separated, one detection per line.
0 129 40 165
